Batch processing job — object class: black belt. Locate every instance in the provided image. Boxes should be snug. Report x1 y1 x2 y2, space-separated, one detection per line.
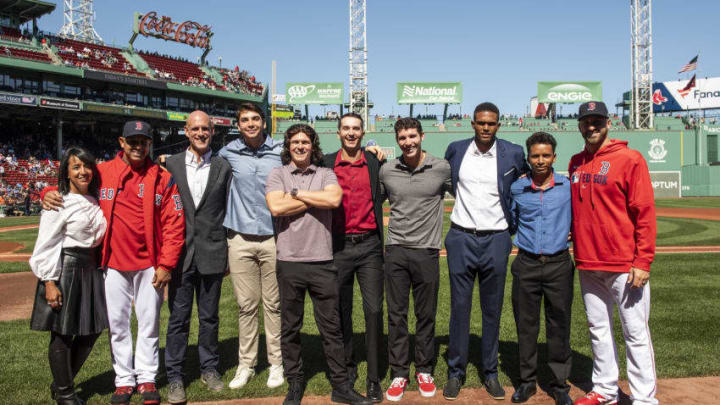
518 248 569 263
343 231 376 243
450 222 506 236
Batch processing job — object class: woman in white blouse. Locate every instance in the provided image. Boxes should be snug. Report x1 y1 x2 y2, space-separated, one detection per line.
29 147 107 405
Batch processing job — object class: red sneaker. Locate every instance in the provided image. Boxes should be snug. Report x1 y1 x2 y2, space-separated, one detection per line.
137 382 161 405
416 372 436 397
574 391 618 405
110 386 134 405
385 377 408 402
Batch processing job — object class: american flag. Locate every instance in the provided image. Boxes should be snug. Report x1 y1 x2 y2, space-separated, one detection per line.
678 55 698 73
678 74 696 98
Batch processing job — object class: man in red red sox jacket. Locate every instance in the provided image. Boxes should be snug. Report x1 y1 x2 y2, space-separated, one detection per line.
43 121 184 405
569 102 658 405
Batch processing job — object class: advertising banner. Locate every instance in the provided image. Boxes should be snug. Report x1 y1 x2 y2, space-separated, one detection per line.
0 92 37 106
537 81 602 103
211 116 232 127
167 112 189 121
286 82 343 104
85 70 167 90
650 172 681 198
652 77 720 112
396 82 462 104
39 97 81 111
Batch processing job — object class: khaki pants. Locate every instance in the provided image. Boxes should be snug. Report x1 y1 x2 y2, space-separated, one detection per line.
228 232 282 368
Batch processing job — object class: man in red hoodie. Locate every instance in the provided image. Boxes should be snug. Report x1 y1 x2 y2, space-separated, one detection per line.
43 121 185 405
569 102 658 405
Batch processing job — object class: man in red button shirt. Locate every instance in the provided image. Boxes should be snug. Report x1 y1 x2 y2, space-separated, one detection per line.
321 113 385 402
43 121 185 405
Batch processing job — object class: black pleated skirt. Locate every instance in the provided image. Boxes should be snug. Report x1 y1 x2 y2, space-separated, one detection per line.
30 247 108 336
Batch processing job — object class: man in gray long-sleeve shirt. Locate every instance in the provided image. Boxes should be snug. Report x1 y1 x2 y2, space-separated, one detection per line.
379 117 451 401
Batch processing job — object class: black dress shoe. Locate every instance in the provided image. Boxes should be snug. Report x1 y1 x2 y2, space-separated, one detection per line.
511 384 537 403
553 390 573 405
443 377 462 400
283 382 304 405
483 377 505 400
331 382 372 405
366 381 383 403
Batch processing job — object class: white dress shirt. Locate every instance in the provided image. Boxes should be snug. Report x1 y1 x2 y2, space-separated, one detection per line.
29 193 107 281
450 140 508 231
185 148 212 208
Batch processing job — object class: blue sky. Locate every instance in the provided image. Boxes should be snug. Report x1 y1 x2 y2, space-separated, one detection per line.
33 1 718 117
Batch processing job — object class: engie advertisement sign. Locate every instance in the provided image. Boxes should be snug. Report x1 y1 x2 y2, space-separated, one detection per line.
286 82 343 104
537 81 602 103
652 77 720 112
396 82 462 104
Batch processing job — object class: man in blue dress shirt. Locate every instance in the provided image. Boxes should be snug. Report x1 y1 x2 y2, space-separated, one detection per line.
218 102 285 390
509 132 573 405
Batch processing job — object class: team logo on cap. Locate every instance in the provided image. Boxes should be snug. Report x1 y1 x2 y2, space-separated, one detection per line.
588 102 596 111
135 121 143 131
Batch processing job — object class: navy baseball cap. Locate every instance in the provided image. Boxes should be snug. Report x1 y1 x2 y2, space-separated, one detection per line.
577 101 609 121
122 120 152 139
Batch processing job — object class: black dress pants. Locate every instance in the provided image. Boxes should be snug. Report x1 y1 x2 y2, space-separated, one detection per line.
276 260 348 388
165 262 224 382
334 234 384 383
511 249 574 392
384 245 439 379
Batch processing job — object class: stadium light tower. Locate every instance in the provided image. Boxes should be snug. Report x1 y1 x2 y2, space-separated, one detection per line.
58 0 103 43
630 0 653 129
349 0 368 129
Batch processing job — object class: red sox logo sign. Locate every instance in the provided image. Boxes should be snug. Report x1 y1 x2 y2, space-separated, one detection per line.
652 89 668 105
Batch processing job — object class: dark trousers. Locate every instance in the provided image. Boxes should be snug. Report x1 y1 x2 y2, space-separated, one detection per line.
49 331 100 394
446 227 512 380
276 260 348 387
511 249 574 392
334 235 384 383
165 262 224 382
385 245 439 379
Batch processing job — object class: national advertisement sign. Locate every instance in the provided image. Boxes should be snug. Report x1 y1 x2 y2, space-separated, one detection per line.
537 81 602 103
286 82 343 104
0 92 37 106
396 82 462 104
652 77 720 112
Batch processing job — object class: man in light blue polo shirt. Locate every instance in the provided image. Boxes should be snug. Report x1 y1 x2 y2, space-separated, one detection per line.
509 132 573 405
218 102 285 390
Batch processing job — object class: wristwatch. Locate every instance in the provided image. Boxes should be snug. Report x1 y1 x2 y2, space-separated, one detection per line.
290 188 299 198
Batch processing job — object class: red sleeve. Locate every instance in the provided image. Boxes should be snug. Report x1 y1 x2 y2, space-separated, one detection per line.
157 179 185 271
39 186 58 201
626 154 656 271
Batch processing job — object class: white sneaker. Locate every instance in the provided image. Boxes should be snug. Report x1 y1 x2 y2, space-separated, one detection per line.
266 364 285 388
229 366 255 390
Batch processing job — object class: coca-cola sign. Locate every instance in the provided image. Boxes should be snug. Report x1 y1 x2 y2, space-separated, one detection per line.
138 11 212 49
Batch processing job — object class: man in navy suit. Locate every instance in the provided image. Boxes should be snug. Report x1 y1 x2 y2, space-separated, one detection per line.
442 102 528 401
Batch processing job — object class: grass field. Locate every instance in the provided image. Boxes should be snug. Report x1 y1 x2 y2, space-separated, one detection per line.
0 198 718 403
654 197 720 208
0 253 718 404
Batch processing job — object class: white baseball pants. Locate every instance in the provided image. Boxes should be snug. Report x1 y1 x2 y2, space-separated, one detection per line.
579 270 658 405
105 267 163 387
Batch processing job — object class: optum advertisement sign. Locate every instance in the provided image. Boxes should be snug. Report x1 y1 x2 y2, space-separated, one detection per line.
286 82 344 104
397 82 462 104
537 81 602 103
